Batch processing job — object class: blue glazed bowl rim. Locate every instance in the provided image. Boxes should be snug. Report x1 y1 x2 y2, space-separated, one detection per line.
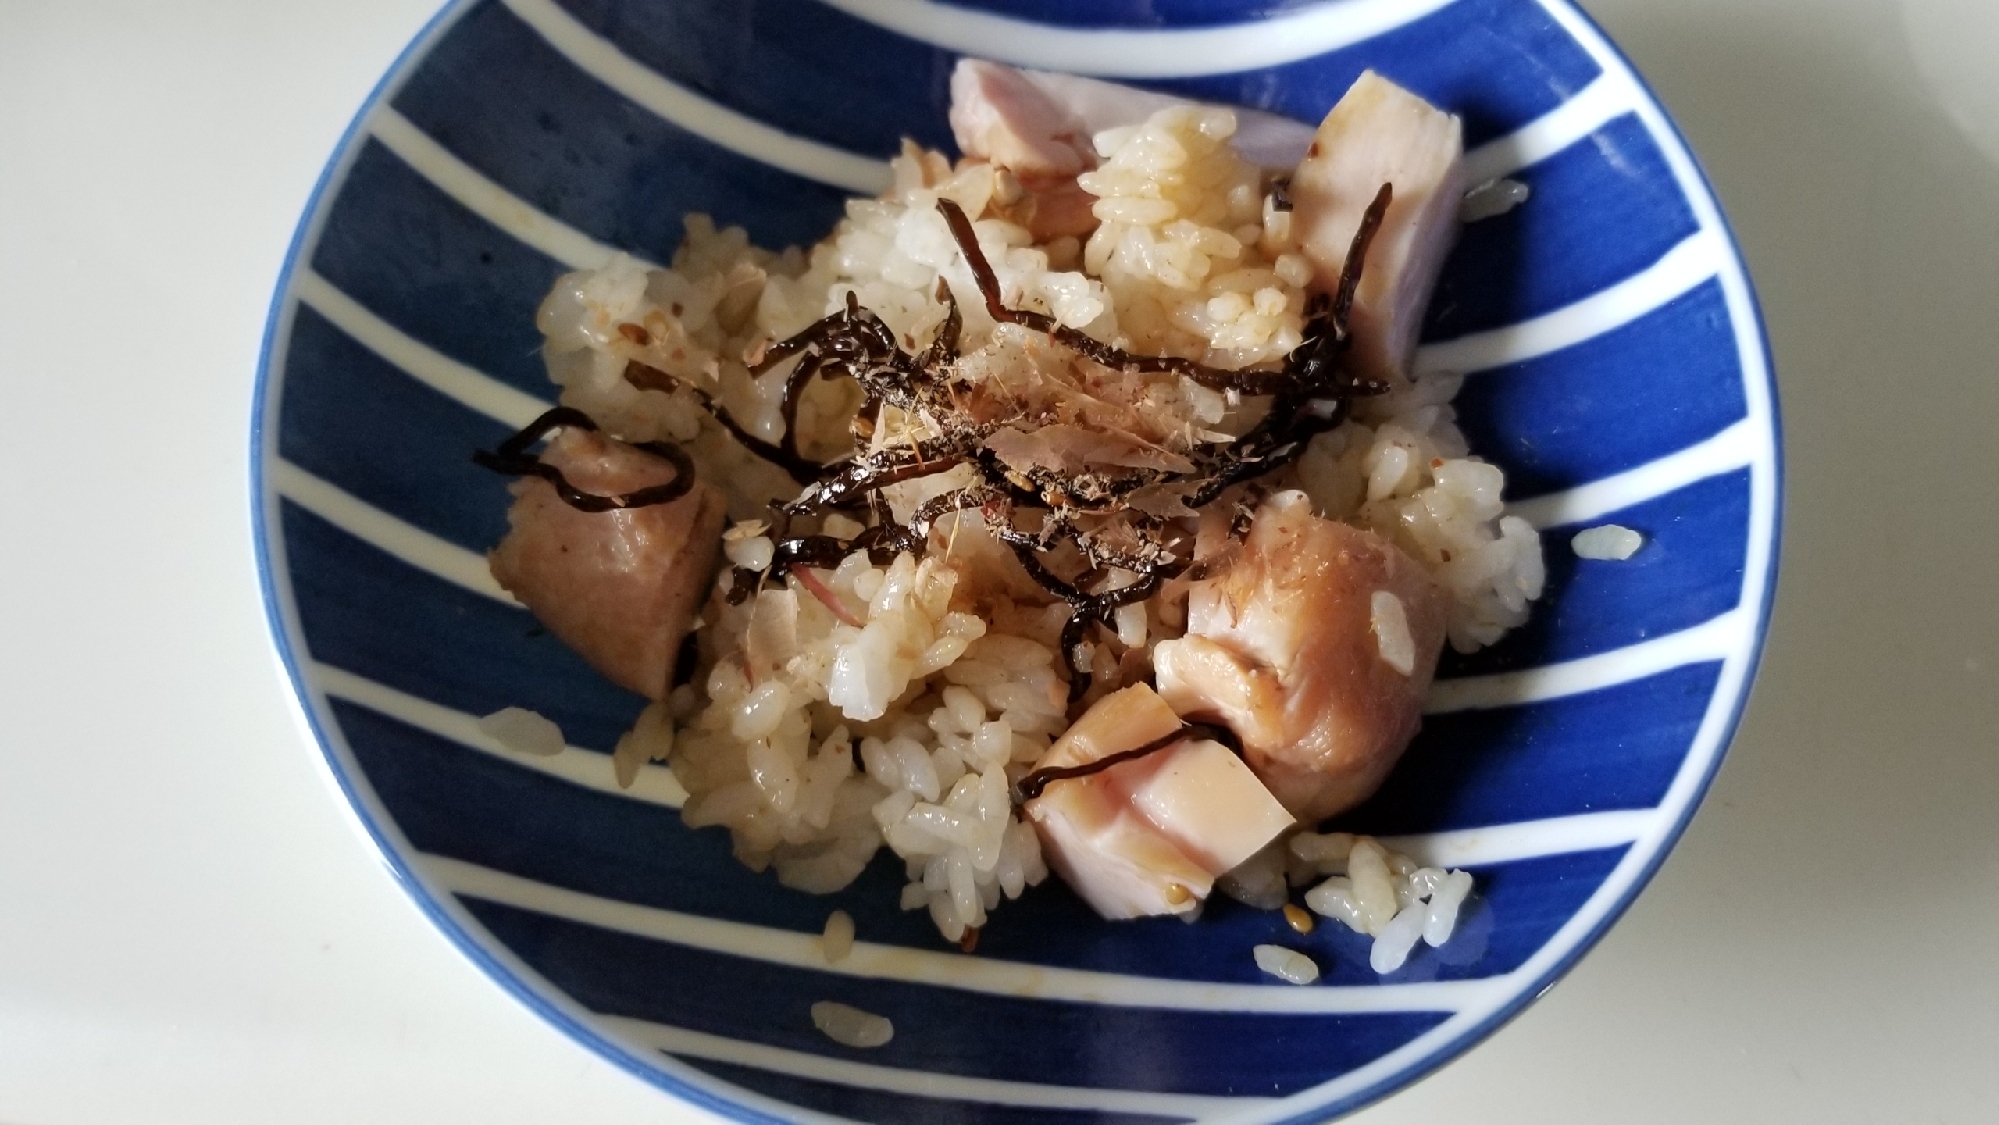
247 1 1783 1119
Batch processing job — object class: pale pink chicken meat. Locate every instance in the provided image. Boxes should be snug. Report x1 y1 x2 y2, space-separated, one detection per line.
948 59 1095 185
489 427 726 700
1152 492 1449 823
1022 684 1295 919
946 60 1316 243
1289 70 1465 386
948 59 1101 241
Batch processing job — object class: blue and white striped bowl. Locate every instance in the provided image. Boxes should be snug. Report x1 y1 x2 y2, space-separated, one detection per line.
251 0 1781 1120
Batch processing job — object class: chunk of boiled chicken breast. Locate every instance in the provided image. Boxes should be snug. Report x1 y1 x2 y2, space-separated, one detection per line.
489 427 726 700
1289 70 1465 386
1023 684 1295 920
1152 491 1448 823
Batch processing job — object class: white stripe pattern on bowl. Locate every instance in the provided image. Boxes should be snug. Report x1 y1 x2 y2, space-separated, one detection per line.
1415 227 1726 376
1424 608 1748 714
1506 418 1757 530
500 0 896 194
1379 808 1660 869
604 1013 1277 1117
276 461 517 605
313 661 691 805
1460 70 1635 183
811 0 1459 77
370 106 644 271
424 854 1517 1014
294 269 551 429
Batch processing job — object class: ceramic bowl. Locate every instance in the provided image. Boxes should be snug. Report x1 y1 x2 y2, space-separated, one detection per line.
252 0 1780 1120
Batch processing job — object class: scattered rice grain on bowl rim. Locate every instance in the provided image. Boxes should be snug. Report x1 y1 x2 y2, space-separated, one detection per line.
1459 177 1531 222
476 707 564 757
820 909 855 963
1254 944 1320 985
811 1000 894 1048
1573 524 1644 560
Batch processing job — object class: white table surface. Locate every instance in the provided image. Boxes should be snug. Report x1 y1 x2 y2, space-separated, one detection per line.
3 0 1995 1121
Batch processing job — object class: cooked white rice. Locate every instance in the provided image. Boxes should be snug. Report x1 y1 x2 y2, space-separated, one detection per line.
1573 524 1644 560
531 105 1535 948
820 909 855 964
810 1000 893 1048
1268 832 1475 974
1459 177 1531 223
477 706 564 757
1253 944 1321 985
1369 590 1416 675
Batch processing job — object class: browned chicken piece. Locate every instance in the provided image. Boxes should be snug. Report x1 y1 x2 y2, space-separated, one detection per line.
1023 684 1295 919
1289 71 1465 387
489 427 726 700
1151 492 1449 823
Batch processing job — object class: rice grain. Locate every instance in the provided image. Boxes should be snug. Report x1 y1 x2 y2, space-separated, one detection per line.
820 909 855 963
1253 944 1320 985
1573 524 1644 560
1369 903 1427 973
1370 590 1416 675
811 1001 893 1048
477 707 564 757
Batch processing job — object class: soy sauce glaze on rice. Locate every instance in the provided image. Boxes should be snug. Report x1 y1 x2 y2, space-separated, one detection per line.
475 65 1543 967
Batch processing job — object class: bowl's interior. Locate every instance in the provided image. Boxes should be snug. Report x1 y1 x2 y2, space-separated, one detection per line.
254 0 1779 1121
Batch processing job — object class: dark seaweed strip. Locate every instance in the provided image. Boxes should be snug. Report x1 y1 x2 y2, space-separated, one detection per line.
623 361 823 484
918 278 961 369
777 351 825 464
1057 569 1169 704
498 181 1394 706
785 439 974 513
1330 183 1393 339
1013 722 1241 803
907 484 1003 539
1268 177 1293 212
471 406 696 512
